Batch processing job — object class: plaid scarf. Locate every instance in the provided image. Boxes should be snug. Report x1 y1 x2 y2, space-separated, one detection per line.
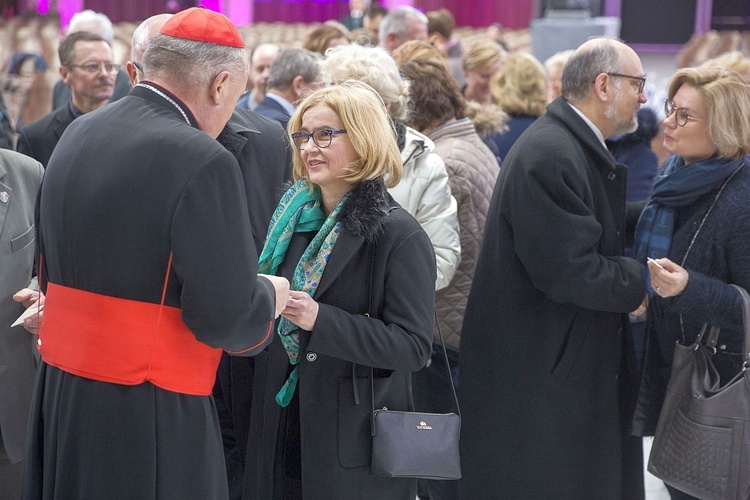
258 179 347 406
634 155 742 293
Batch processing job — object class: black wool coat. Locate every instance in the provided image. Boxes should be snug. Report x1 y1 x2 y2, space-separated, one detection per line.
243 180 436 500
459 97 646 499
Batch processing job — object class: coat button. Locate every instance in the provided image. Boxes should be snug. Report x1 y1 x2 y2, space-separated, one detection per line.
719 344 727 351
607 171 616 180
306 352 317 362
0 192 8 203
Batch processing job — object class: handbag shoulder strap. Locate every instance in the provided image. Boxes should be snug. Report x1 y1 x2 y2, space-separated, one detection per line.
729 284 750 370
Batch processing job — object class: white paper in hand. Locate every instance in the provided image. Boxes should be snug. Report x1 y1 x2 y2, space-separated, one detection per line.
11 304 44 328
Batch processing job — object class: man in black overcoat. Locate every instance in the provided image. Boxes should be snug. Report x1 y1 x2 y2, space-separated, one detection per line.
460 38 648 499
21 9 290 499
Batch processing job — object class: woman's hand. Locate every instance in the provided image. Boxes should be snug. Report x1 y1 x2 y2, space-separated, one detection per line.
648 257 689 298
281 290 319 331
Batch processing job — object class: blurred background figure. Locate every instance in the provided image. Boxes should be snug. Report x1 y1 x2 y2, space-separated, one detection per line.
321 43 460 292
51 9 130 110
17 31 117 167
392 39 506 165
490 51 548 160
361 4 387 46
398 50 499 500
378 5 428 53
254 47 321 130
607 107 660 205
485 22 509 51
340 0 369 31
462 39 506 105
303 21 350 56
700 51 750 83
426 8 464 87
237 43 280 112
544 49 574 103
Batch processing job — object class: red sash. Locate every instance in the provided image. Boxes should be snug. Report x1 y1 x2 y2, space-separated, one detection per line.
38 282 222 396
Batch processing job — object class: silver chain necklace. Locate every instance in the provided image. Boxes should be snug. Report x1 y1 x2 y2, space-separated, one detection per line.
136 83 190 125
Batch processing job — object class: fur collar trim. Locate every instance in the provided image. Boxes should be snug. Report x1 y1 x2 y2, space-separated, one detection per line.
338 179 391 242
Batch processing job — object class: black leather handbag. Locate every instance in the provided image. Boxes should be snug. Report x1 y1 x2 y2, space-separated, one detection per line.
369 313 461 480
648 284 750 500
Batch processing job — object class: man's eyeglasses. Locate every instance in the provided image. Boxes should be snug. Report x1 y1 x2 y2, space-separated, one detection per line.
664 99 701 127
132 61 144 74
68 61 120 75
606 72 646 94
291 128 347 150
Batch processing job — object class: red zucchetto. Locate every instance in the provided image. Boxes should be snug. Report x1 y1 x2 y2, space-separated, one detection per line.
160 7 244 48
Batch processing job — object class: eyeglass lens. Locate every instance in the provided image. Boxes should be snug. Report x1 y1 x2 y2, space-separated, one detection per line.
664 100 690 127
294 129 334 149
77 62 119 74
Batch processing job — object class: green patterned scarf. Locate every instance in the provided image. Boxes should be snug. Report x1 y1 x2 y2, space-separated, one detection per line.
258 178 347 406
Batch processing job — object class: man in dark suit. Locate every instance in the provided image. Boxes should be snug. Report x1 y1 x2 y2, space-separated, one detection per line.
255 47 321 131
50 9 131 111
17 32 117 167
0 149 43 498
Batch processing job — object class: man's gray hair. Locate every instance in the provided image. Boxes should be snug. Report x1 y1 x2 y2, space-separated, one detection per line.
561 38 621 102
142 34 248 88
378 6 427 46
267 48 321 90
67 10 114 43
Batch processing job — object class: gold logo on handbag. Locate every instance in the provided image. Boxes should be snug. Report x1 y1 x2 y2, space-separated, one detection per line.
417 421 432 430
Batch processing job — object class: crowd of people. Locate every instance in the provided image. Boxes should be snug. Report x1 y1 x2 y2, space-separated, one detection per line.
0 3 749 500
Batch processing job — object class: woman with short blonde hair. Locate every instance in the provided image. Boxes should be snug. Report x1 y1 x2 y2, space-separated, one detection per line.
245 80 436 499
666 66 750 160
632 67 750 500
289 81 401 187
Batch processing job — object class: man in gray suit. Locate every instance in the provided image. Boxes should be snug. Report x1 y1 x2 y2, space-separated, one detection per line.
0 148 44 498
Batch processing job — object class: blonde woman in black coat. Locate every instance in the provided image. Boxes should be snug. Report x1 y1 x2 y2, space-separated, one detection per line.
243 81 436 499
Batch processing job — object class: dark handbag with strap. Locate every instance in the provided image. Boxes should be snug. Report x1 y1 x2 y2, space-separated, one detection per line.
369 312 461 480
647 284 750 500
360 243 461 480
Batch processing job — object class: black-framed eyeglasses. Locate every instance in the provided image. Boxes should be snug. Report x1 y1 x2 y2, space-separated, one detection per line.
291 128 347 150
606 72 646 94
132 61 144 74
68 61 120 75
664 99 701 127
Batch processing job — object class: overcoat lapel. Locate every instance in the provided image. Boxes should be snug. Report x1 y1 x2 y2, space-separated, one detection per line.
314 232 364 299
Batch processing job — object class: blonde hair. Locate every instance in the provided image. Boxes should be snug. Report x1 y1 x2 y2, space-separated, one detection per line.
667 66 750 159
462 40 506 72
288 81 402 188
543 49 574 78
303 22 350 55
320 44 410 120
391 40 447 67
701 51 750 83
491 51 548 117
